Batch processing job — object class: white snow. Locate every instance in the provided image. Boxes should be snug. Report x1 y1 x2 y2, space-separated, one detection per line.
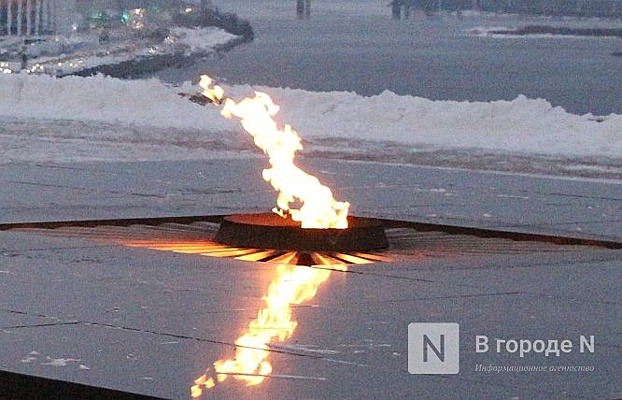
1 27 237 75
468 26 622 39
265 87 621 157
1 72 620 167
0 74 231 129
168 27 239 53
41 356 81 367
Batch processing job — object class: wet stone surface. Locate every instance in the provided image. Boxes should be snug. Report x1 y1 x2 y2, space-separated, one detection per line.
0 159 620 399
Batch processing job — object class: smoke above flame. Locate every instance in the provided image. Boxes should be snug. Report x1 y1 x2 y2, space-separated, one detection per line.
199 75 350 229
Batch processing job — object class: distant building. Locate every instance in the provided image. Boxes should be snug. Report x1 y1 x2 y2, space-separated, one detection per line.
1 0 77 36
0 0 184 37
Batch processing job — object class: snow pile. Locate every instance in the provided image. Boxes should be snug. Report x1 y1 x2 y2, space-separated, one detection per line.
0 27 237 76
266 87 621 157
468 25 622 39
168 27 238 53
0 73 620 159
0 73 234 131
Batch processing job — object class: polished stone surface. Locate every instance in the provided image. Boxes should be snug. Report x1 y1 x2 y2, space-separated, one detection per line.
0 158 620 399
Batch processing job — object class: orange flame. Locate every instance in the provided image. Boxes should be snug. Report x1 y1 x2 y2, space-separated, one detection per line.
199 75 350 229
191 260 348 397
191 74 354 397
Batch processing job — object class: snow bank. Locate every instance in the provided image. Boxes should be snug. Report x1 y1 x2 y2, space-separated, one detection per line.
1 27 237 76
0 73 235 131
168 27 239 53
1 73 620 158
265 87 622 157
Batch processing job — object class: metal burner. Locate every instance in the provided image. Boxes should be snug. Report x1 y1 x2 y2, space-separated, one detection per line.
214 213 389 252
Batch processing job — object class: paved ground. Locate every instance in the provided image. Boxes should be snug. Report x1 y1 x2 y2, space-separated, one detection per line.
0 158 620 399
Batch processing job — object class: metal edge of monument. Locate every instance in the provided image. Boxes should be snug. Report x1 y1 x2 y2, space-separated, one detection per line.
214 213 389 252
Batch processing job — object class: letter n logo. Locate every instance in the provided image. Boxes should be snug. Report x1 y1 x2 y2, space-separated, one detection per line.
408 323 459 374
